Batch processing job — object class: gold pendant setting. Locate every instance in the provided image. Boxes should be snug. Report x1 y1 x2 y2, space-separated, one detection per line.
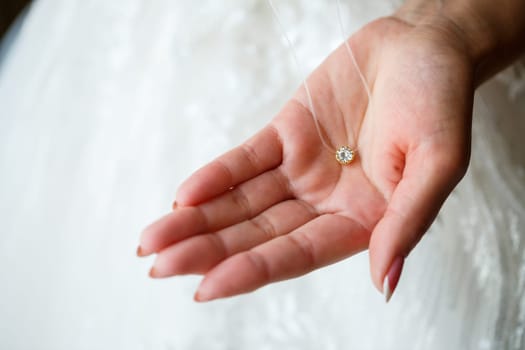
335 146 355 165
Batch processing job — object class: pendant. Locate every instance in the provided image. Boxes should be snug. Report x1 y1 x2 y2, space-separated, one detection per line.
335 146 355 165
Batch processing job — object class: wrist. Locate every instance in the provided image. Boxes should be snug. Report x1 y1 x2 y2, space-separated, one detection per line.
394 0 525 85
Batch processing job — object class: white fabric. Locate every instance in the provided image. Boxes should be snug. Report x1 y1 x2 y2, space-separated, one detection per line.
0 1 524 349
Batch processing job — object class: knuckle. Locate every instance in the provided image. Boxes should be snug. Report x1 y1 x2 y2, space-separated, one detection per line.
251 214 278 240
231 186 252 219
245 250 271 283
286 233 316 269
240 142 261 173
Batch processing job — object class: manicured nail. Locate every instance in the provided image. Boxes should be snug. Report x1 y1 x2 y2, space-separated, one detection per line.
137 246 151 257
172 201 178 210
383 256 404 303
194 290 203 302
194 284 216 302
194 289 211 302
149 267 159 278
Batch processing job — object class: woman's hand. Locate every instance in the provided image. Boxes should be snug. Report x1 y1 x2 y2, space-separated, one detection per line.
138 15 477 302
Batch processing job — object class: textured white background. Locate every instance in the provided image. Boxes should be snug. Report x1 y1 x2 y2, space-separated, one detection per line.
0 1 524 349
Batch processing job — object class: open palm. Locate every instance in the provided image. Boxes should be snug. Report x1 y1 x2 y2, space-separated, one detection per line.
139 17 473 301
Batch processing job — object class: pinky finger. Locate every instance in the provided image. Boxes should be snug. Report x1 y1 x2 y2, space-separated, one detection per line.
194 214 369 302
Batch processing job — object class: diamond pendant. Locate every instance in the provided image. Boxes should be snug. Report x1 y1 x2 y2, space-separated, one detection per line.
335 146 355 165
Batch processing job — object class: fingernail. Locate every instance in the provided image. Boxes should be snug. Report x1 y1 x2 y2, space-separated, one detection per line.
137 246 151 257
383 256 404 303
194 290 203 302
149 267 159 278
194 284 215 302
172 201 178 210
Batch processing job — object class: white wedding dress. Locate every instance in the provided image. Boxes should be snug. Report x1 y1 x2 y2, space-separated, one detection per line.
0 1 524 349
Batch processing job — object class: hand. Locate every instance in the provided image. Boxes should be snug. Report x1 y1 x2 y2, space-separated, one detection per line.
138 16 473 301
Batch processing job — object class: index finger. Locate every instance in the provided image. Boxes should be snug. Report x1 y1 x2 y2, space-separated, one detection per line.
176 125 283 206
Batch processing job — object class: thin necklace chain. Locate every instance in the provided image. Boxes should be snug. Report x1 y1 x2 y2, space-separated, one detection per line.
267 0 371 153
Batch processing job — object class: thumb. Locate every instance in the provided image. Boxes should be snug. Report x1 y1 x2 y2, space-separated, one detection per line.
368 145 468 302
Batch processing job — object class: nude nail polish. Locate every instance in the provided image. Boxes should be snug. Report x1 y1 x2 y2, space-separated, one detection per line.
149 267 159 278
136 246 144 257
194 290 203 302
194 288 212 302
194 282 217 302
383 256 404 303
137 245 154 258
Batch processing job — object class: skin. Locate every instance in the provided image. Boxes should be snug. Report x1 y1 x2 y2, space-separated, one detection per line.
138 2 525 302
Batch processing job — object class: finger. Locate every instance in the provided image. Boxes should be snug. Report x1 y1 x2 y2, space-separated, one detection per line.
150 200 317 277
139 207 204 257
197 168 291 230
140 168 291 255
368 146 467 301
194 214 370 301
176 125 282 206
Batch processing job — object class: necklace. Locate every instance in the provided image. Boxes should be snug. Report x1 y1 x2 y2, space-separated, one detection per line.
267 0 371 165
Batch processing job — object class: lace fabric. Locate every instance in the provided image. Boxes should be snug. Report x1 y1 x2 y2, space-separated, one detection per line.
0 1 523 349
